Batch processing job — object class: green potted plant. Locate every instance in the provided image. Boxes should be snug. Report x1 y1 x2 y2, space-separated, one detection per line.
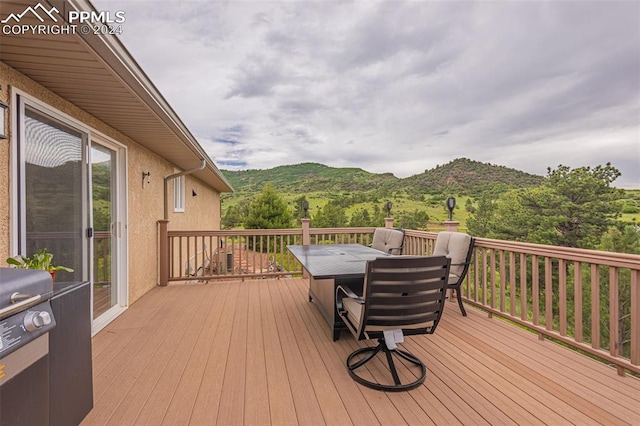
6 247 74 282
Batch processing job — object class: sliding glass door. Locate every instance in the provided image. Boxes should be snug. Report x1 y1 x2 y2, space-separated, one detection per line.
91 142 121 320
21 107 87 282
17 98 128 332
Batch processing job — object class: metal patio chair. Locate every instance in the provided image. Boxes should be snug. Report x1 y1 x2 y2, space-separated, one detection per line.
336 255 450 391
433 231 475 316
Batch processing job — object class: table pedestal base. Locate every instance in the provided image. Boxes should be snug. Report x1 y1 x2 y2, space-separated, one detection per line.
308 273 363 341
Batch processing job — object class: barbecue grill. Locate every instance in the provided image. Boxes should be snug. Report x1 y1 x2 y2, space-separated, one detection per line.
0 267 56 425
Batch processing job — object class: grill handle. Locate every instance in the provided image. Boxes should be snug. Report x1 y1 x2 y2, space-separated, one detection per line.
0 293 42 319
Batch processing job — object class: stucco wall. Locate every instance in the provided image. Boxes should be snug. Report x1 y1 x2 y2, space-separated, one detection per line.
168 174 221 229
0 62 222 305
0 69 9 265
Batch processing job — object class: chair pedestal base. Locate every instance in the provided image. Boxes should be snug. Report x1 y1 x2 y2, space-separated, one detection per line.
346 339 427 392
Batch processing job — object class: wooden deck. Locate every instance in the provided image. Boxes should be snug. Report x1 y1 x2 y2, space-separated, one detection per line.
82 278 640 425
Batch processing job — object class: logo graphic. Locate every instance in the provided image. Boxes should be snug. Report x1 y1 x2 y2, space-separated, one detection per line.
2 2 125 36
1 3 59 24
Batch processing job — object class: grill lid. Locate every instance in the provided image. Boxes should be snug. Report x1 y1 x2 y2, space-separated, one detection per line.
0 268 53 318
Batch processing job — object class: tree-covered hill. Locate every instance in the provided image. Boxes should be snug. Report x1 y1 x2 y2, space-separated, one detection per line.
223 162 399 194
219 159 638 232
400 158 544 196
222 158 543 196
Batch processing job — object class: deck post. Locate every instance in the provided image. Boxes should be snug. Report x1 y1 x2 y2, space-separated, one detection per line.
302 218 310 245
443 220 460 232
301 218 311 279
384 217 394 228
158 219 169 286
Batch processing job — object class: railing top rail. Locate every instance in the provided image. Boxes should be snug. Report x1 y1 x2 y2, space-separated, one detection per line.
309 227 376 235
168 227 378 237
474 237 640 269
168 229 303 237
403 229 439 238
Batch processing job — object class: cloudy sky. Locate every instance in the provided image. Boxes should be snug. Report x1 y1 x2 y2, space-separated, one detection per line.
93 0 640 188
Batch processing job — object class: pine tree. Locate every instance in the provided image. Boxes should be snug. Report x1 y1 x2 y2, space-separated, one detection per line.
467 164 623 248
244 183 293 229
313 201 347 228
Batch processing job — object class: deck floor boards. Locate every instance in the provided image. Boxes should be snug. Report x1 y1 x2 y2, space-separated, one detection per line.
82 278 640 426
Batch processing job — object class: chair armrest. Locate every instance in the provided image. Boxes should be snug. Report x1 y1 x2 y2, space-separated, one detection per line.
336 285 364 314
337 285 363 300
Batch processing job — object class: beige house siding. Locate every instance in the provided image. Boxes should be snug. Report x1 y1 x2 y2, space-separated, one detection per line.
0 62 221 305
168 174 221 229
0 74 9 265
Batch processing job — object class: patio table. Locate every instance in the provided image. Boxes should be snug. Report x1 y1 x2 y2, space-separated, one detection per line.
287 244 388 340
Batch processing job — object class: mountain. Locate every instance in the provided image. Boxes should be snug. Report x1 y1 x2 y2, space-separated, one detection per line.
221 158 544 196
400 158 544 195
222 162 399 194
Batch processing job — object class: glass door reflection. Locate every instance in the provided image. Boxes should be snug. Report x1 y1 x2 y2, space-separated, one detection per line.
91 144 118 320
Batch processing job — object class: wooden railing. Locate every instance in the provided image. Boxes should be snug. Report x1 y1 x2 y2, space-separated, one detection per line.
468 237 639 376
94 231 111 286
160 225 640 376
163 227 377 282
165 229 303 281
402 229 640 376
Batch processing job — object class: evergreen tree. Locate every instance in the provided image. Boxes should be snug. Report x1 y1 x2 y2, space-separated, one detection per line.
467 164 623 248
244 183 293 229
313 201 348 228
222 200 248 229
466 194 497 238
465 198 475 213
599 225 640 255
349 208 372 227
396 210 429 230
371 204 386 227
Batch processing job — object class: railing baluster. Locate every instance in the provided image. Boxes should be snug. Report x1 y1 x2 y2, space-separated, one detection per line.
575 261 583 343
591 264 600 350
490 249 496 309
631 270 639 366
507 251 515 316
519 252 526 321
559 258 567 336
499 250 506 313
509 251 524 319
609 266 619 357
532 255 539 326
482 248 488 306
473 249 479 304
545 257 553 331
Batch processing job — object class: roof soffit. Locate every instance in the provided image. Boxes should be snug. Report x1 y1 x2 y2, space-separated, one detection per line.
0 0 233 192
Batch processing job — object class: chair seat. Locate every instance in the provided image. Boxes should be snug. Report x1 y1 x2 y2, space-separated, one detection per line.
447 273 461 286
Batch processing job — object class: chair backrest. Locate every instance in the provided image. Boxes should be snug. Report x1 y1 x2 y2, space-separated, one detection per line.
432 232 474 280
371 228 405 255
356 256 450 340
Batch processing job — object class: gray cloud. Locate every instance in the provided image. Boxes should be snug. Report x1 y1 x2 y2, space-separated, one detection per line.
94 0 640 188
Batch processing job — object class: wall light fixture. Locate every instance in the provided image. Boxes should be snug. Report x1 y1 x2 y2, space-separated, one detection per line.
142 171 151 188
0 101 8 140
